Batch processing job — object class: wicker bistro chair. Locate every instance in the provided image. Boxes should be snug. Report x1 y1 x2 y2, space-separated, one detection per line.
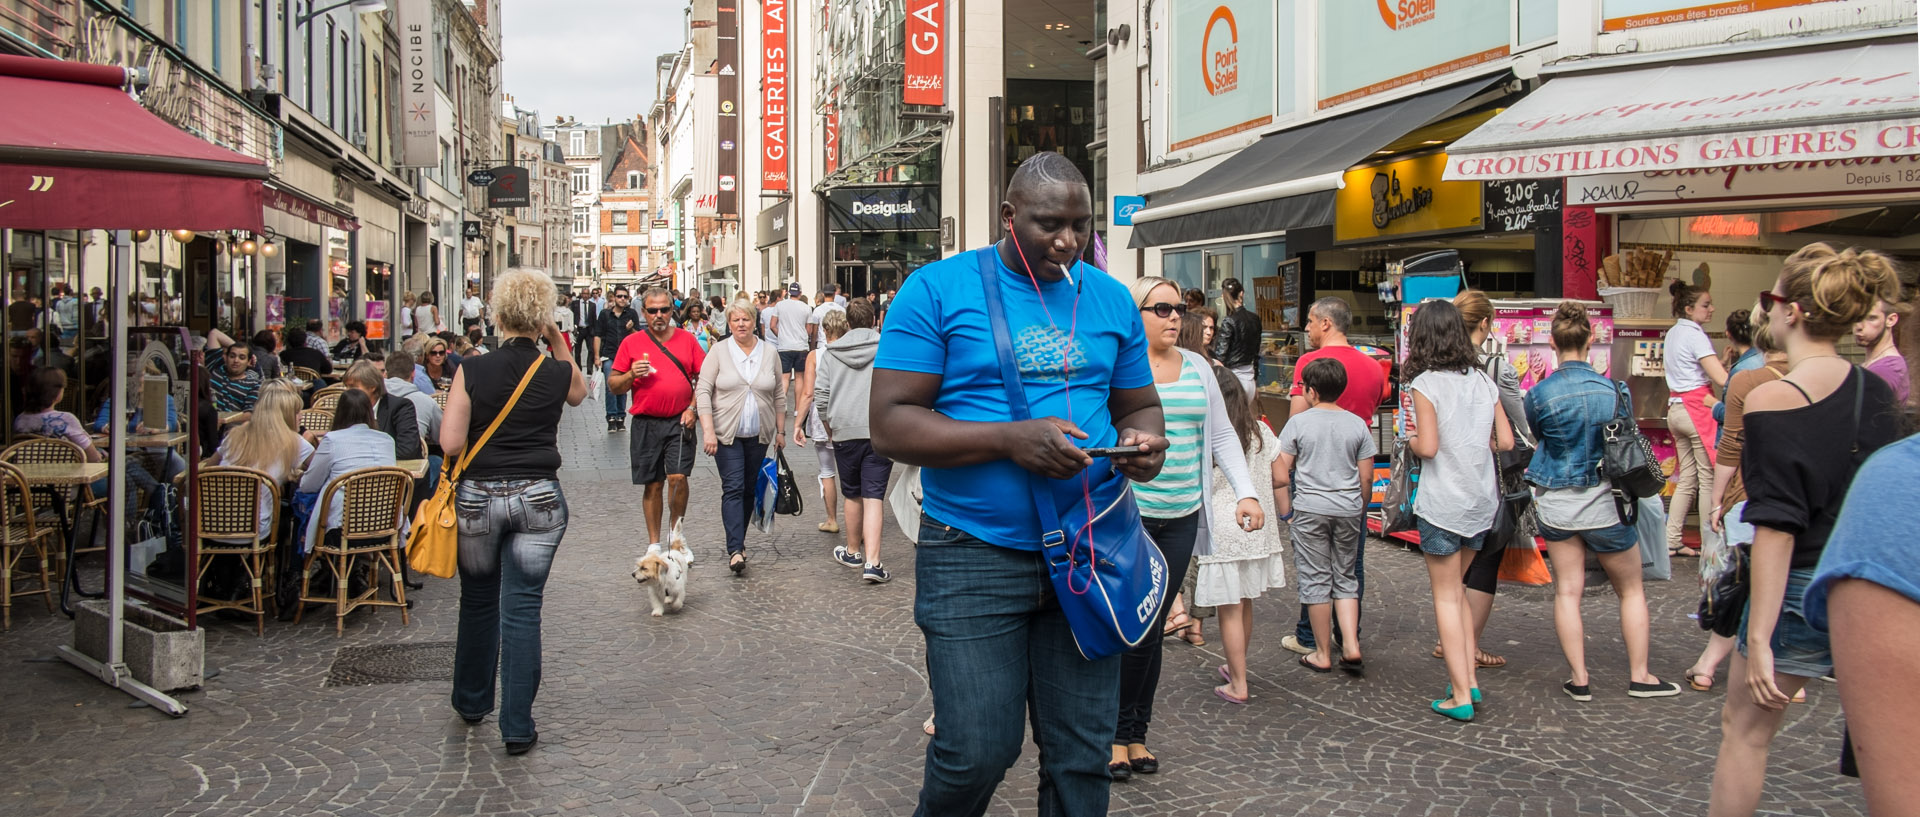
430 390 448 410
296 466 415 635
192 467 280 635
298 409 334 435
0 437 109 563
0 463 58 630
290 366 326 385
311 386 347 413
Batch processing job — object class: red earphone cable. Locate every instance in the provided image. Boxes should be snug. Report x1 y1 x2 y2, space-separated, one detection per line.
1006 235 1099 596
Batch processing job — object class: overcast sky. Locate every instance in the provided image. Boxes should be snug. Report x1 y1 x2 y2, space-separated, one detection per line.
501 0 686 126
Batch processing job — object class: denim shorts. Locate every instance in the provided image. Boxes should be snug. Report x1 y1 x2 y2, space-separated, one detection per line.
1536 519 1639 554
1738 567 1832 678
1415 517 1485 557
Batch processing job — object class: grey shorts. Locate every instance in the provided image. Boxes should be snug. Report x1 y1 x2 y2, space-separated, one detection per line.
1290 511 1365 605
629 414 696 485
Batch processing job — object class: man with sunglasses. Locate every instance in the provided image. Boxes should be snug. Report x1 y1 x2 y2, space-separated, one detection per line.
592 286 642 431
609 287 705 550
871 152 1169 817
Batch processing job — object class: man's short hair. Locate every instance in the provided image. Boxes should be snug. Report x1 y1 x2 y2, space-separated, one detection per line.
251 330 277 350
306 319 324 332
1007 152 1089 202
384 351 415 379
613 285 630 297
345 320 368 336
1308 297 1352 335
1299 357 1348 402
285 327 309 347
343 359 384 392
641 286 673 306
846 299 876 330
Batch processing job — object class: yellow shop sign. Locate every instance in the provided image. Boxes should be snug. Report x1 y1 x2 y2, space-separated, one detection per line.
1335 152 1483 243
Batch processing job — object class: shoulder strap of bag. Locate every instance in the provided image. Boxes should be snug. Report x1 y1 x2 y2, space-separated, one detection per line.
449 356 545 479
1610 379 1632 423
1850 365 1865 458
976 247 1068 550
644 330 695 384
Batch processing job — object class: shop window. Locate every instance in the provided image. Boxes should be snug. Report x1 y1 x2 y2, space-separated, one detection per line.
1162 250 1201 292
1239 242 1287 292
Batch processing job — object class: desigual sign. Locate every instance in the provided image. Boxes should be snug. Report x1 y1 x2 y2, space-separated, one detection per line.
826 187 940 232
1335 152 1483 242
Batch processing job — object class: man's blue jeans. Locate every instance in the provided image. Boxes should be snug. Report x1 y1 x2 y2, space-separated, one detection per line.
451 479 567 744
914 516 1118 817
602 360 629 418
1295 526 1366 647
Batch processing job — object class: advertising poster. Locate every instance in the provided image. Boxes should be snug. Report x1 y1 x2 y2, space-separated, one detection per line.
365 302 387 341
1601 0 1837 31
1317 0 1509 109
1170 0 1282 151
762 0 790 190
904 0 945 105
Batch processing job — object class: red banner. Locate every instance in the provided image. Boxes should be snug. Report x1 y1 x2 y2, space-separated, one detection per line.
903 0 943 106
762 0 789 190
824 107 839 175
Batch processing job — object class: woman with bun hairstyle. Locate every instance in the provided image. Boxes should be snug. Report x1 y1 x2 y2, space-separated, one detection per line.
1213 278 1264 404
1665 279 1729 558
1525 302 1680 703
1708 243 1904 817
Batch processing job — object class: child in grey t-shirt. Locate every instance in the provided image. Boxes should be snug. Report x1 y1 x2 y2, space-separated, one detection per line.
1275 358 1377 671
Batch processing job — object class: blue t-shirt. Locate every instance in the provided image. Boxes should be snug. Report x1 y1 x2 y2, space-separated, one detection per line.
1806 434 1920 632
876 246 1153 550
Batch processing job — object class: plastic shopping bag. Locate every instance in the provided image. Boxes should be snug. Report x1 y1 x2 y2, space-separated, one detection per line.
1635 496 1673 582
888 464 924 544
750 453 779 533
588 368 606 401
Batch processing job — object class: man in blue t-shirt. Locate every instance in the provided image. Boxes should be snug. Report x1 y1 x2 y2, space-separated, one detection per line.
872 153 1168 817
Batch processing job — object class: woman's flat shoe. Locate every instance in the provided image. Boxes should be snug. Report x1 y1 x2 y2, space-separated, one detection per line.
729 553 747 574
1445 684 1484 704
1628 680 1682 698
1107 761 1132 781
1430 699 1475 722
1563 681 1593 702
818 520 840 533
1299 655 1334 673
1214 684 1249 705
1128 754 1159 775
1339 655 1364 673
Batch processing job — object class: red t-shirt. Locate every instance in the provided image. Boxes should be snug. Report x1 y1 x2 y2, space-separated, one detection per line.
1288 345 1391 427
613 329 706 417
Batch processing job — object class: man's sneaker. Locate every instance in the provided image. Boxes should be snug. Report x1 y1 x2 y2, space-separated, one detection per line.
862 564 891 584
607 417 619 433
1280 635 1314 655
616 416 627 432
832 545 864 569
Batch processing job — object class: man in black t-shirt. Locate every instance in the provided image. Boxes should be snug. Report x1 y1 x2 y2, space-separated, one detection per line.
281 327 333 376
591 286 641 432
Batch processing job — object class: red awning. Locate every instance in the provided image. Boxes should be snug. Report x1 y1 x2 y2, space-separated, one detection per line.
0 54 268 231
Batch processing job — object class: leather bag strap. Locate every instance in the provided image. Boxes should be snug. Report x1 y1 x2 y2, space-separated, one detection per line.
449 356 545 480
976 247 1067 550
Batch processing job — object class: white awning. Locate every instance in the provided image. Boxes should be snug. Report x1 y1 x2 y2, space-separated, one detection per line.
1443 42 1920 182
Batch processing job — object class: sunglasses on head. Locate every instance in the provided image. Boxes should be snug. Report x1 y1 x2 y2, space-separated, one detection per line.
1140 302 1188 319
644 306 674 314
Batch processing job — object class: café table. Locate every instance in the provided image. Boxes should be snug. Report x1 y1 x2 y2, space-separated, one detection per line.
396 459 429 479
14 462 111 615
219 411 249 426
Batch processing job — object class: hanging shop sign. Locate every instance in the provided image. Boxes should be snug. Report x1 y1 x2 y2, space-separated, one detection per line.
1600 0 1833 32
1317 0 1509 109
462 220 483 240
1483 179 1563 232
904 0 945 106
826 186 940 233
1335 152 1483 242
1170 0 1280 151
1113 195 1147 226
762 0 790 190
757 201 790 248
717 1 741 216
692 75 720 216
485 165 530 209
824 106 840 175
1568 156 1920 206
467 169 495 187
396 0 438 167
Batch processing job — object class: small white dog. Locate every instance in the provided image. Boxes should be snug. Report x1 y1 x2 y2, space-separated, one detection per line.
632 521 695 617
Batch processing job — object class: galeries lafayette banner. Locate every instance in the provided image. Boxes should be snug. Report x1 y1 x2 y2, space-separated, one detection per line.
1443 42 1920 182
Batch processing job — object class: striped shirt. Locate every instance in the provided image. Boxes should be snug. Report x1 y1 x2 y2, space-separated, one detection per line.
1134 357 1207 519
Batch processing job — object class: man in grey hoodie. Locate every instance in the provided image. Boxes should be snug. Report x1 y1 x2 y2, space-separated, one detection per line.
814 299 893 583
385 351 444 501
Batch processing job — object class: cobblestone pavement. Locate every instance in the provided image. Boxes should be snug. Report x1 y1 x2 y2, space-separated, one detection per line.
0 401 1864 816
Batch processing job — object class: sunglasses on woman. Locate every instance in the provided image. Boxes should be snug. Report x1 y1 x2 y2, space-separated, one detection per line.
1140 302 1188 319
1758 290 1790 313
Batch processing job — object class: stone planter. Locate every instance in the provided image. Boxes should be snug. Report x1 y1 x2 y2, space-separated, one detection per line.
73 600 204 692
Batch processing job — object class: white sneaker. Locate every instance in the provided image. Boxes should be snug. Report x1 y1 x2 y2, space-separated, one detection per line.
1280 635 1314 655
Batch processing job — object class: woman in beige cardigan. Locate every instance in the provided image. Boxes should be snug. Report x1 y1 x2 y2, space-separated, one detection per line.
698 301 788 574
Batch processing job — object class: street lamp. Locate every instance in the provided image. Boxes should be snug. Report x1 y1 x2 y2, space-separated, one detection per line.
295 0 387 26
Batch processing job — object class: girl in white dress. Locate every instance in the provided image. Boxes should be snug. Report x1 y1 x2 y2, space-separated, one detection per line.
1194 366 1287 703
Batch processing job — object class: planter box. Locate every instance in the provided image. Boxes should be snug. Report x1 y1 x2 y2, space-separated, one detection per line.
72 601 203 692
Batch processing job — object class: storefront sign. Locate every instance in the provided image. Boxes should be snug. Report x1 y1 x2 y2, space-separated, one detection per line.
826 186 940 232
485 165 530 209
757 201 790 248
1170 0 1280 151
1113 195 1147 226
396 0 438 168
692 75 719 216
264 186 359 232
824 107 840 175
1483 179 1563 231
904 0 944 106
1601 0 1836 31
762 0 790 191
1335 153 1483 242
1568 156 1920 206
1318 0 1508 109
716 1 740 216
462 220 483 240
466 169 495 187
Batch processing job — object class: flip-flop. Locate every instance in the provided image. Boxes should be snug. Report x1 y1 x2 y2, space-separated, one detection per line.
1669 545 1702 558
1339 655 1364 673
1214 685 1249 704
1218 664 1232 684
1299 655 1334 673
1685 671 1714 692
922 716 935 736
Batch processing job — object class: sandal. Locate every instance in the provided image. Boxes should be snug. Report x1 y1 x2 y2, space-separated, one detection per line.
1432 644 1508 669
1670 545 1702 558
1183 621 1206 647
729 553 747 574
1299 654 1334 673
1685 671 1714 692
923 715 936 736
1162 611 1193 637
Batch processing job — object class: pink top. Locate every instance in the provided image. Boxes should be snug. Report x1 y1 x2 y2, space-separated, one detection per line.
1866 353 1910 404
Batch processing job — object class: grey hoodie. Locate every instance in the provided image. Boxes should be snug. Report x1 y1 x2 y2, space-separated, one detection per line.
814 327 880 442
385 376 442 443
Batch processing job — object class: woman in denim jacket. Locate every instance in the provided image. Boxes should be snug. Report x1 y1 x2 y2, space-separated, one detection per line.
1524 302 1681 702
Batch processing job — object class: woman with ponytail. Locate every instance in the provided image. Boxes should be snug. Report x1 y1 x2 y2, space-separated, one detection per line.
1664 279 1729 557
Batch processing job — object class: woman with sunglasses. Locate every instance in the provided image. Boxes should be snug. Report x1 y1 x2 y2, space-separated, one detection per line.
422 338 461 391
1708 244 1902 816
1108 276 1263 780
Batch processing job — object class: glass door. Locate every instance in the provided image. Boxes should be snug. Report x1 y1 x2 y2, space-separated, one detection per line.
1203 248 1237 303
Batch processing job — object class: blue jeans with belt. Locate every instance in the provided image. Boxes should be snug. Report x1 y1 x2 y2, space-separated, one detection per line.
914 516 1118 817
602 360 629 418
451 478 568 744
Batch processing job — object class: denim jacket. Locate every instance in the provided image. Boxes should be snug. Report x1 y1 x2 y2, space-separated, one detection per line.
1522 361 1625 490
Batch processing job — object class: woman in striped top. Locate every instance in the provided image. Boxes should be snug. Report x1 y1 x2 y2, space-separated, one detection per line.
1108 277 1264 781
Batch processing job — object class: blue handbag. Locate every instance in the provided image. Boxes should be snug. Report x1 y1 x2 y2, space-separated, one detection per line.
975 248 1170 661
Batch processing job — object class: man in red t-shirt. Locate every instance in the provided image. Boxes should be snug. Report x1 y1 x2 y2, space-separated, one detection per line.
1282 297 1390 655
610 288 707 547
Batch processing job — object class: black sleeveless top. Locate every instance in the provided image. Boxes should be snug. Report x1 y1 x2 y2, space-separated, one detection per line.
460 338 573 482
